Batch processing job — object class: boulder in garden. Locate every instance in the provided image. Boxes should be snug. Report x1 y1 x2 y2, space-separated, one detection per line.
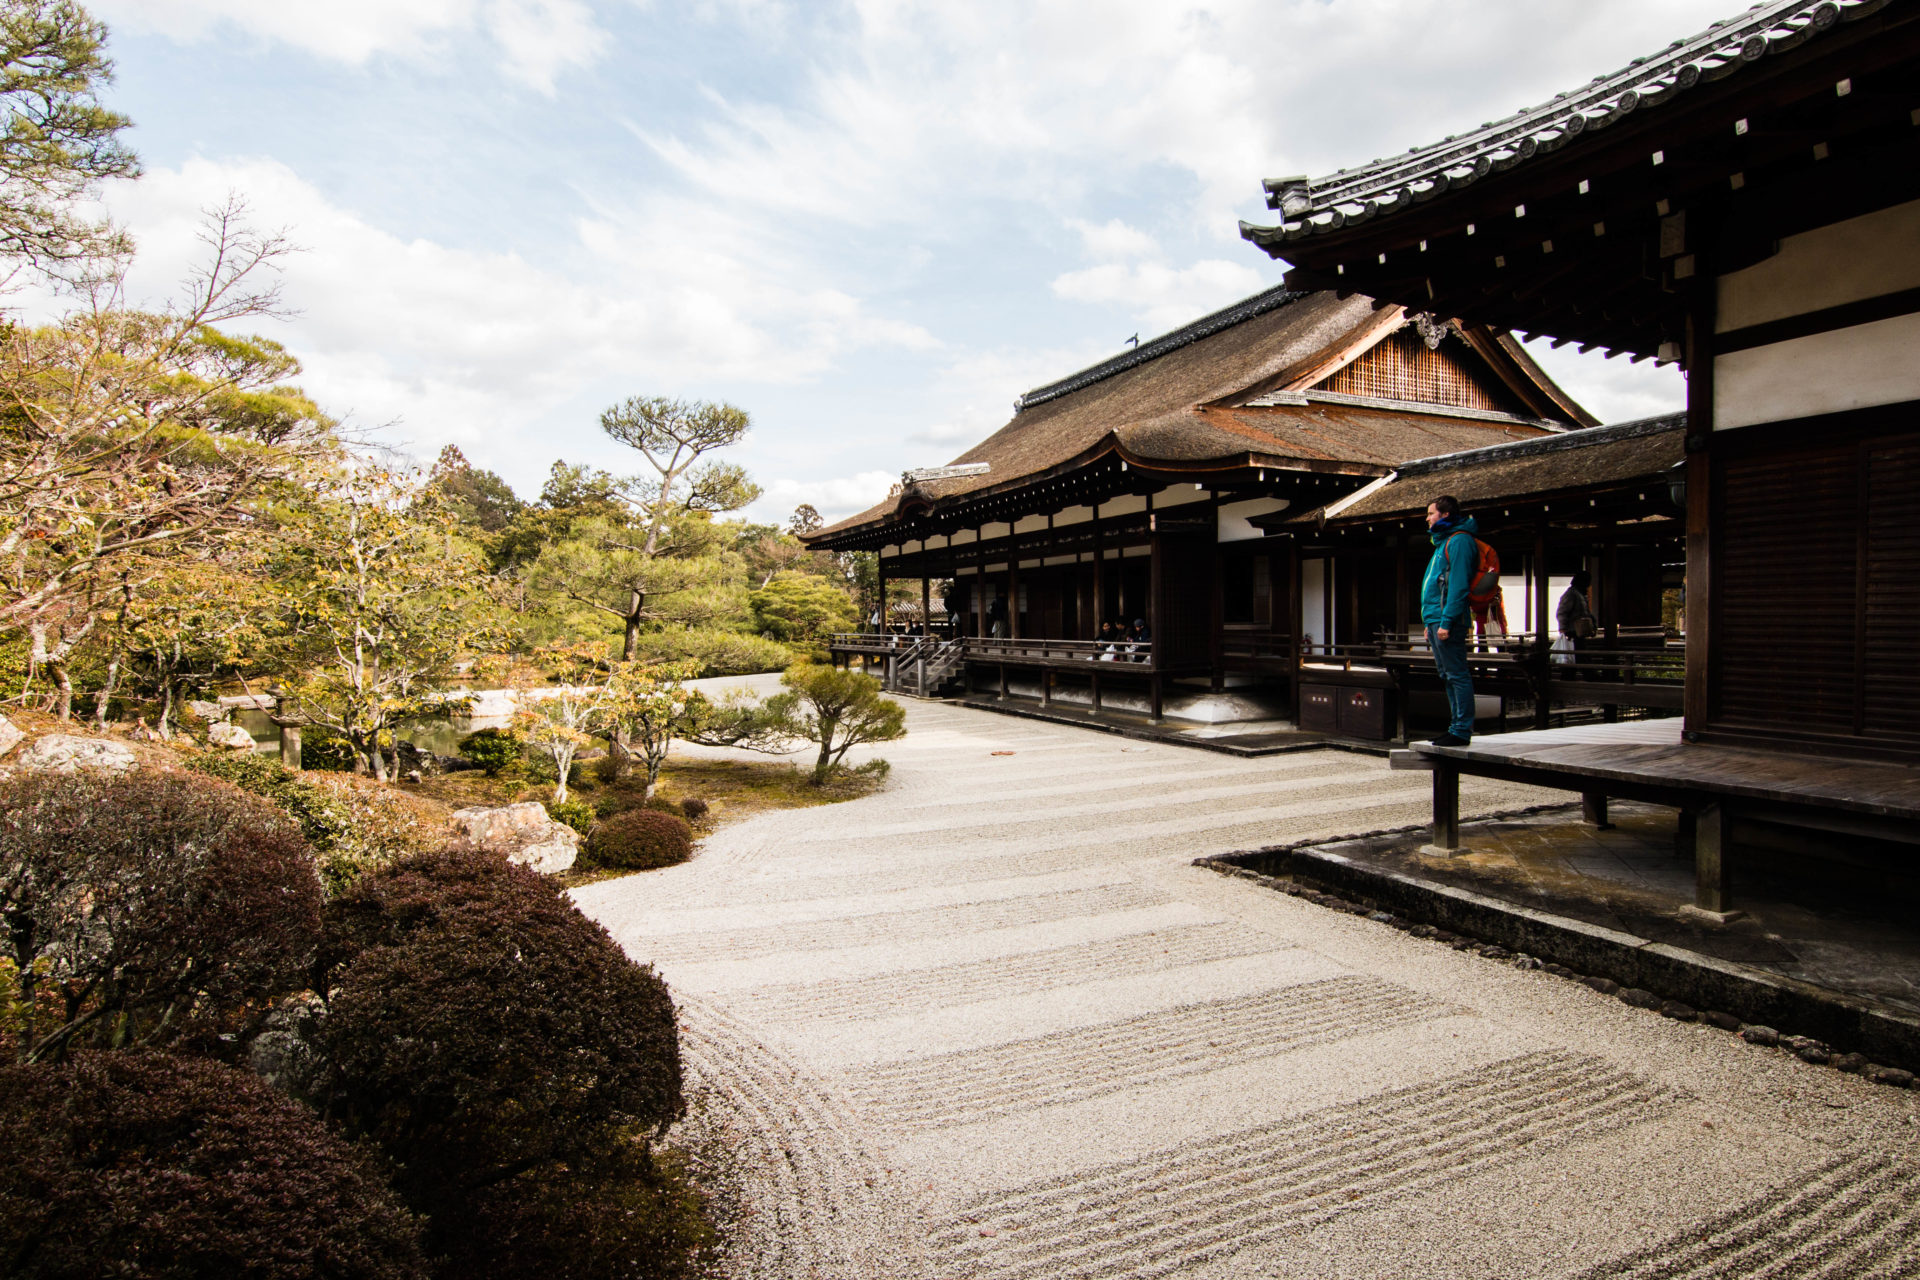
449 801 579 874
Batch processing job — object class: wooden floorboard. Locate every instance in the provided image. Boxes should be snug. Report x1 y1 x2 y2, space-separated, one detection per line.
1419 720 1920 819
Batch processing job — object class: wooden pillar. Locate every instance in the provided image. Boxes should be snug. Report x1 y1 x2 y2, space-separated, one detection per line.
876 555 887 633
1582 791 1612 829
1149 674 1163 722
1287 536 1304 721
1690 802 1737 919
1427 765 1462 853
1091 505 1106 634
1007 528 1019 640
1090 671 1102 712
1682 226 1717 740
1533 521 1552 731
922 575 931 637
1394 530 1411 638
1209 492 1225 692
998 663 1008 699
1041 669 1053 707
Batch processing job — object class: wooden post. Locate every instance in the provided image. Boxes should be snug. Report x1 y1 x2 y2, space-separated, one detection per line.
1394 530 1410 638
922 575 931 637
1090 671 1102 712
1682 802 1741 922
1582 791 1612 829
1092 504 1105 632
1040 668 1052 708
998 663 1008 700
1150 674 1163 722
999 524 1016 641
1682 233 1717 740
1533 522 1552 730
1288 536 1303 721
1425 765 1462 854
1209 493 1225 692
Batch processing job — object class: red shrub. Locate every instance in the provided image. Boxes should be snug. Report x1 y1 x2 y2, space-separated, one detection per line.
317 848 684 1266
0 770 323 1061
586 808 693 871
0 1050 426 1280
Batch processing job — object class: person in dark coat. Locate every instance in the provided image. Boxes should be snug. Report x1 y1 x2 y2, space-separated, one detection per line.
1420 494 1478 746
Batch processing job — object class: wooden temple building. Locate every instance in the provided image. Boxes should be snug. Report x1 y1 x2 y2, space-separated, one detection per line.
807 283 1665 724
1241 0 1920 917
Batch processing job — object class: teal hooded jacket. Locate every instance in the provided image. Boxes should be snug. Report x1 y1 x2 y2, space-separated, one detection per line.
1420 515 1479 631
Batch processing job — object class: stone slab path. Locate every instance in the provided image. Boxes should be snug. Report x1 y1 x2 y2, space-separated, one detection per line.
575 692 1920 1280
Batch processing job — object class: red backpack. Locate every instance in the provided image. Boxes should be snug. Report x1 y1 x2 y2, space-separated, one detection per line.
1438 530 1501 611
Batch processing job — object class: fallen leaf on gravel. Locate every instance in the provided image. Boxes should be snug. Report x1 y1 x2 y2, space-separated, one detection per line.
991 750 1015 756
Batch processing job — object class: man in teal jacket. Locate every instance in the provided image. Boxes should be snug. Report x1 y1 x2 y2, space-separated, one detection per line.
1421 494 1478 745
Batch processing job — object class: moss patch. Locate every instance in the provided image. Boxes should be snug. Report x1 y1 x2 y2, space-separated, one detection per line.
552 757 886 890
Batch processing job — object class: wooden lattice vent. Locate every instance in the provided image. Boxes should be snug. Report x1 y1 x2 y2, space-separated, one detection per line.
1318 326 1520 414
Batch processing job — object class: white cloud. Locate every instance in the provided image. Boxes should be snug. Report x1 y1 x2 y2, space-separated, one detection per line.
1522 339 1689 428
92 156 937 485
481 0 608 92
92 0 605 91
1051 259 1268 335
1068 217 1158 262
758 469 899 522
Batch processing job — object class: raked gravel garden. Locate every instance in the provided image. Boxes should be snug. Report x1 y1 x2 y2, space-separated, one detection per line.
577 682 1920 1280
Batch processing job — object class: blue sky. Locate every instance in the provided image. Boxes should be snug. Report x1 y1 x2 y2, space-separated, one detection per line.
82 0 1731 522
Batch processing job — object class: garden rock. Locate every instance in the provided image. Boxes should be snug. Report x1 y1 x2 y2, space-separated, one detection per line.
1866 1066 1914 1088
185 700 225 722
249 994 327 1099
9 734 137 774
1741 1025 1781 1046
450 801 580 874
207 722 257 751
0 715 21 760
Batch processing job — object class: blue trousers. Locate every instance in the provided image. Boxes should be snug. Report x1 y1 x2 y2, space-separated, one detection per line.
1427 624 1474 740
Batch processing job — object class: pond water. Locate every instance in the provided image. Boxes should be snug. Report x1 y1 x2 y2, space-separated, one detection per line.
232 705 521 760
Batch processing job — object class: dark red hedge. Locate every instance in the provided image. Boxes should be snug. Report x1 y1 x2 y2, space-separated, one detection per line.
0 769 323 1062
317 847 684 1264
0 1050 427 1280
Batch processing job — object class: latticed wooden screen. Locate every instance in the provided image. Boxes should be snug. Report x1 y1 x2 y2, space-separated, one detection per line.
1321 328 1515 412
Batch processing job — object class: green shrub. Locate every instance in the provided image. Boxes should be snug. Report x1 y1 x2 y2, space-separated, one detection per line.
630 626 792 678
458 727 520 776
679 797 709 823
302 729 360 772
0 1051 429 1280
185 752 439 895
546 798 595 836
586 810 693 872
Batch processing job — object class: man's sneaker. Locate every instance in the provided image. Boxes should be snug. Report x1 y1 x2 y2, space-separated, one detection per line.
1431 733 1471 747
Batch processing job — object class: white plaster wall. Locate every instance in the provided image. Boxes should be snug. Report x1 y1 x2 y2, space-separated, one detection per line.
1014 514 1050 534
1054 505 1094 527
1155 484 1210 508
1301 559 1327 647
1714 312 1920 429
1717 198 1920 331
1101 494 1147 517
1218 498 1291 543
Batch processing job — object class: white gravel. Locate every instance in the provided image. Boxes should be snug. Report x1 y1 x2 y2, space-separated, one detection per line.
575 692 1920 1279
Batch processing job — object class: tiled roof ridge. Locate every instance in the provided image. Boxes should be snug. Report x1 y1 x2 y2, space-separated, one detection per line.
1013 283 1305 411
1242 0 1894 249
1392 411 1687 477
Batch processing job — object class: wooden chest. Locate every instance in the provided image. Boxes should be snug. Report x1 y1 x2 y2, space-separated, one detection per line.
1337 687 1392 740
1300 684 1340 733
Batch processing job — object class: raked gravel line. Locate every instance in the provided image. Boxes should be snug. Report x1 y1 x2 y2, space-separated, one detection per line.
574 684 1920 1279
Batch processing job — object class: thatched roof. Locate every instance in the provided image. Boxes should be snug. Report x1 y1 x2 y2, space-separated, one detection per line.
1309 412 1687 524
809 285 1588 545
